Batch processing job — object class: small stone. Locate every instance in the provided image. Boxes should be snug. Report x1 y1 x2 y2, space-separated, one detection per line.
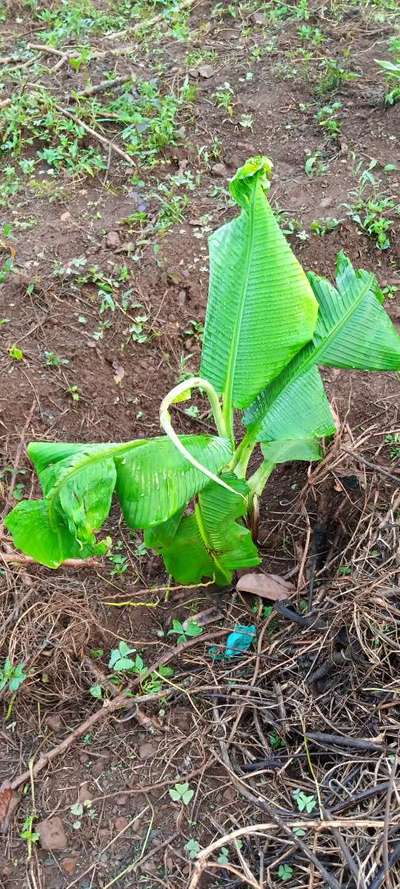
212 163 227 178
37 816 67 851
197 64 214 79
78 782 93 803
115 793 128 806
62 857 78 875
319 195 333 208
46 714 62 732
138 741 157 760
250 11 266 24
114 816 129 832
60 211 71 223
178 289 187 307
106 230 121 249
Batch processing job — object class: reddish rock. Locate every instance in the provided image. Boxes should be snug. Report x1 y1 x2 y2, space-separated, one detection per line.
37 816 67 851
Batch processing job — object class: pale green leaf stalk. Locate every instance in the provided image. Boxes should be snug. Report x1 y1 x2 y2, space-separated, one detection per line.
4 158 400 584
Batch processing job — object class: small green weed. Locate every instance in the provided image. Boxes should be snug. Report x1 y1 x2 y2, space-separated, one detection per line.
168 618 203 645
310 217 341 235
347 196 400 249
0 658 26 693
213 83 235 116
316 58 359 95
293 788 317 813
108 641 145 674
8 344 24 361
278 864 294 881
169 782 194 805
315 101 342 138
185 838 201 859
385 432 400 460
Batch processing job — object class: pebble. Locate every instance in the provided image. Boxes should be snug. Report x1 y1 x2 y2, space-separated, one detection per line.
78 782 94 803
37 816 67 851
106 230 121 249
61 857 78 875
46 714 62 732
138 740 157 760
114 816 129 832
115 793 128 806
212 163 228 178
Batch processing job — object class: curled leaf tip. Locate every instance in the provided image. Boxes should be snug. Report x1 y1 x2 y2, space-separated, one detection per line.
229 155 273 206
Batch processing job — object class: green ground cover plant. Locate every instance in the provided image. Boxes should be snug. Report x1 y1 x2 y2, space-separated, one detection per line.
5 157 400 584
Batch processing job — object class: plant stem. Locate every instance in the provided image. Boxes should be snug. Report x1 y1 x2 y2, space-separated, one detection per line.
231 429 257 477
247 460 275 497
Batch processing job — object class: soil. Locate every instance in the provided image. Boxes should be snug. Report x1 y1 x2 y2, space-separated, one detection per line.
0 2 400 888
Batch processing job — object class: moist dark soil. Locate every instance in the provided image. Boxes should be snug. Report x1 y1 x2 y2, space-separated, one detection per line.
0 2 399 888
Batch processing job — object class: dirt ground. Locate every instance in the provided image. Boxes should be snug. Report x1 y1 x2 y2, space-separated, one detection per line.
0 1 400 887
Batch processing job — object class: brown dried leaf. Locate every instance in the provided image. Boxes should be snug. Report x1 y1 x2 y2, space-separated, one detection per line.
0 784 20 833
236 573 295 601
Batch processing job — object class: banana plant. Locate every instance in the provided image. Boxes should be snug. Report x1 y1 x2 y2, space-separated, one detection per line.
5 157 400 584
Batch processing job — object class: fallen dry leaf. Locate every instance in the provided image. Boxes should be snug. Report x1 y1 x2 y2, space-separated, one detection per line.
0 784 20 833
236 573 295 602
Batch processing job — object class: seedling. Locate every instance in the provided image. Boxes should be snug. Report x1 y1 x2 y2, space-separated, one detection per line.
168 618 203 645
5 157 400 586
293 788 317 814
316 102 342 139
278 864 294 881
0 659 26 693
169 782 194 805
310 218 341 236
385 433 400 460
8 344 24 361
213 83 235 116
376 58 400 105
185 838 201 859
108 641 145 674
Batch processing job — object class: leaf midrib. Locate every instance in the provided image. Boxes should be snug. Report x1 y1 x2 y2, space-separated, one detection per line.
222 184 257 416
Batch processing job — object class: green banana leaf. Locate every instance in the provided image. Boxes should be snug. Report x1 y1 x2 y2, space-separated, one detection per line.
244 252 400 443
5 435 232 567
200 156 318 411
146 474 260 586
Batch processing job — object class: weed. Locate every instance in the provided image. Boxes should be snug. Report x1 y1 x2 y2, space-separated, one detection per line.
168 618 203 645
347 196 400 249
20 814 40 845
304 150 327 177
310 217 341 235
385 433 400 460
298 24 325 44
316 101 342 138
43 350 68 367
376 57 400 105
293 788 317 813
316 58 358 95
185 838 201 859
213 83 235 116
8 344 24 361
66 384 81 401
108 641 145 673
0 658 26 693
169 782 194 805
278 864 294 881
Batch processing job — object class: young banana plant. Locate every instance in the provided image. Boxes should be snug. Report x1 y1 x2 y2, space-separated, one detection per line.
5 156 400 585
